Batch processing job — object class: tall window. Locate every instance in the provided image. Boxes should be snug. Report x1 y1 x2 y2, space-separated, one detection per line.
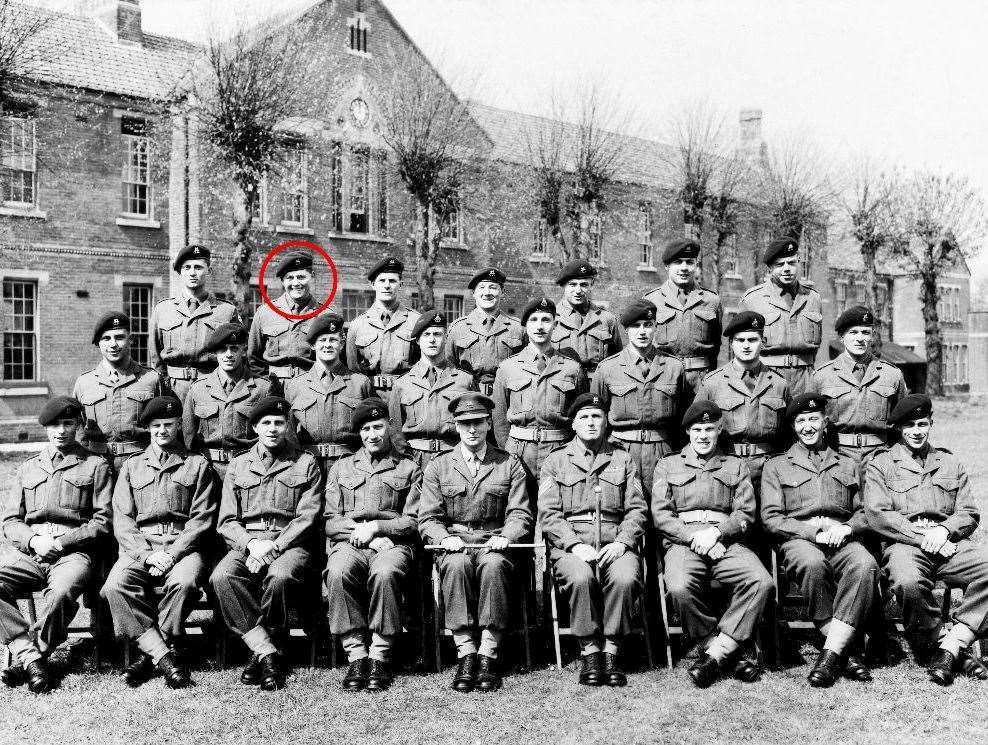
586 211 603 262
329 141 388 237
1 116 36 207
330 142 344 232
533 218 549 257
341 288 376 323
121 117 151 217
250 176 268 225
439 200 461 243
637 202 653 266
347 12 369 54
280 143 308 227
960 344 969 383
944 345 956 384
2 278 38 381
937 286 961 323
835 282 848 313
797 243 810 280
376 152 388 236
123 284 153 366
722 235 739 276
442 294 464 325
349 147 370 233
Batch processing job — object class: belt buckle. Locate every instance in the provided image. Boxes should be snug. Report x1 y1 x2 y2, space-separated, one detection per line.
738 443 749 457
699 510 711 523
855 434 863 447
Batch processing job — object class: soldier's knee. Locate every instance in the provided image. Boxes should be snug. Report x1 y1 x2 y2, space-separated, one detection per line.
564 561 595 591
164 574 199 596
751 570 775 602
442 552 472 574
664 575 692 604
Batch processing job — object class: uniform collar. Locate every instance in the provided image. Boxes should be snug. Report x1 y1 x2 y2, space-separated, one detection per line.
681 445 725 471
96 358 138 385
274 292 317 315
41 444 83 473
354 447 398 474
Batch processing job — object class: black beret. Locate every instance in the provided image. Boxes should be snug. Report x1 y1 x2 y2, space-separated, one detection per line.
889 394 933 426
662 238 701 264
352 397 389 432
275 252 313 279
567 392 607 419
172 244 210 272
619 299 657 327
447 392 495 421
835 305 875 335
367 256 404 281
682 400 722 429
206 322 248 352
138 395 182 426
411 308 447 341
468 267 506 290
248 396 291 425
521 297 556 325
785 393 828 420
305 313 345 343
762 236 800 265
555 259 597 286
723 311 765 338
92 311 130 344
38 396 83 426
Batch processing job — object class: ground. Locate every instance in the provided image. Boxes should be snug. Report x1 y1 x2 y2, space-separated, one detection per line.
2 400 988 745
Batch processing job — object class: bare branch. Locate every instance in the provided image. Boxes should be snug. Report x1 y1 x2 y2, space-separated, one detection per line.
0 1 56 108
757 137 836 239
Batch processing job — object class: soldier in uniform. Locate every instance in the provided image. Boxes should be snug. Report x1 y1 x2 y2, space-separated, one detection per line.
539 393 648 687
73 311 168 472
101 396 217 689
738 237 823 396
652 401 774 688
642 239 722 395
0 397 112 693
149 244 241 400
390 309 475 468
552 259 623 374
210 396 322 691
346 256 421 399
284 313 372 472
323 399 421 692
761 393 877 687
810 306 907 464
418 392 532 693
865 394 988 686
183 323 274 479
446 267 524 396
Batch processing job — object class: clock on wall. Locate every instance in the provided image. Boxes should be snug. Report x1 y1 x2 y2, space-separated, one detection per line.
349 98 370 127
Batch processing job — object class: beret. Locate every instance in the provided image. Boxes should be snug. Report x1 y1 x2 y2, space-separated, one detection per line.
367 256 404 281
889 394 933 426
567 392 607 419
835 305 875 335
38 396 83 426
92 311 130 344
555 259 597 286
352 397 390 432
275 252 313 279
468 267 506 290
723 311 765 338
662 238 701 264
138 395 183 426
447 392 495 421
762 236 800 265
173 244 210 272
305 313 345 343
682 400 722 429
521 297 556 325
619 299 657 327
785 393 828 420
411 308 447 341
206 322 248 352
248 396 291 425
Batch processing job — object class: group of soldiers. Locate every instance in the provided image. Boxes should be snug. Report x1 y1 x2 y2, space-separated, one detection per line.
3 236 987 697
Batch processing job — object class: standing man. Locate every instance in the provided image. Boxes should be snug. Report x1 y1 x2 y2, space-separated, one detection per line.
418 392 532 693
210 396 322 691
390 309 475 468
346 256 421 399
539 393 648 687
101 396 217 689
643 239 723 395
323 399 421 692
761 393 877 687
811 306 907 464
0 397 112 693
739 237 823 396
149 244 241 401
447 268 524 395
865 394 988 686
74 311 168 471
552 260 623 375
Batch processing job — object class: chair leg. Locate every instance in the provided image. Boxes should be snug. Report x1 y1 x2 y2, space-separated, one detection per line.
218 629 228 671
330 634 338 669
431 562 443 672
657 574 674 669
548 569 563 671
771 551 783 670
92 597 102 673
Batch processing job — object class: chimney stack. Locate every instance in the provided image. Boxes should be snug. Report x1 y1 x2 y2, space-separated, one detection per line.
738 108 767 164
82 0 144 44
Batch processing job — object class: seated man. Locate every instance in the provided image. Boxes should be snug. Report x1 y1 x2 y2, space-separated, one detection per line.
539 393 647 687
418 392 532 693
101 396 217 689
865 394 988 686
324 398 421 692
0 397 112 693
761 393 877 687
210 396 322 691
652 401 774 688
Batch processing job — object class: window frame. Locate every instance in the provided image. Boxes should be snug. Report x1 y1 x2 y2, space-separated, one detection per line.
122 282 154 367
1 115 37 209
346 12 371 56
2 277 39 382
328 141 390 241
442 293 466 325
278 140 309 231
120 117 152 220
636 201 654 269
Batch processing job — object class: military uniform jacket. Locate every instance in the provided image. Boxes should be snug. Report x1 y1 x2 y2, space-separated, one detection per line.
72 359 167 453
324 449 421 543
491 346 588 446
642 280 722 367
149 294 240 376
810 353 908 436
345 301 421 378
284 363 372 452
538 440 647 550
694 363 790 445
864 443 978 547
590 347 686 435
112 446 216 563
2 444 112 554
389 361 475 448
446 308 524 386
247 293 320 377
651 447 755 546
218 444 323 553
418 446 532 545
738 280 823 362
183 370 274 453
761 443 866 543
551 301 623 371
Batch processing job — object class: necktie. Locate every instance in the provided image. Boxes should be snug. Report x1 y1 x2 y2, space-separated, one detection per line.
187 297 199 312
223 378 233 395
853 363 866 382
678 290 688 305
107 368 119 384
637 357 650 375
536 354 547 373
426 367 437 385
381 311 391 326
52 451 63 466
743 370 756 393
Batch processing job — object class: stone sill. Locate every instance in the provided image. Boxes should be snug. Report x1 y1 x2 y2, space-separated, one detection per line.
0 205 46 219
116 216 161 229
0 385 48 397
528 254 554 264
637 263 658 273
275 223 315 236
326 232 394 244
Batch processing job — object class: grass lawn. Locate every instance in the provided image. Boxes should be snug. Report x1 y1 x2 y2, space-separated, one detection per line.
2 400 988 745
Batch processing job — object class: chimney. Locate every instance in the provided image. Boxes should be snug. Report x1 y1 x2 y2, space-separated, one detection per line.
738 108 767 164
83 1 144 44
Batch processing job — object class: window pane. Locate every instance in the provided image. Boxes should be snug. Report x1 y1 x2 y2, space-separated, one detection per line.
123 284 153 366
340 288 376 323
122 131 150 216
442 295 464 325
281 145 307 225
377 153 388 236
2 279 38 380
349 147 369 233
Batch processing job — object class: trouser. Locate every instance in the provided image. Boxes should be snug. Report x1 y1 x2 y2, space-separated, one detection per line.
324 542 414 636
768 364 813 396
166 377 194 402
684 368 713 400
505 437 562 484
836 443 885 469
101 552 206 639
437 549 515 632
663 542 773 642
0 550 92 652
610 439 672 499
210 547 311 636
779 539 877 628
882 542 988 635
551 547 641 637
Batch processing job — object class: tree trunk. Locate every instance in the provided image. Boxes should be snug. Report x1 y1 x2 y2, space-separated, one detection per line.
860 243 883 354
712 231 728 296
414 199 436 309
230 187 255 319
919 264 943 396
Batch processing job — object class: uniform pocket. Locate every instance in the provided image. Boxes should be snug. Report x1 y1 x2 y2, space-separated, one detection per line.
866 384 897 421
274 471 308 511
61 472 93 510
779 473 813 512
505 377 534 412
690 306 717 342
598 467 626 511
381 474 412 512
608 383 637 419
932 473 960 514
338 473 366 512
799 310 823 346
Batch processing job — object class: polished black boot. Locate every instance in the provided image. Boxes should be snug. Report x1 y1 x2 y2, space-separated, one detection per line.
366 659 393 691
451 653 478 693
157 651 193 689
342 657 369 691
122 651 154 687
807 649 842 688
578 652 604 686
475 654 502 692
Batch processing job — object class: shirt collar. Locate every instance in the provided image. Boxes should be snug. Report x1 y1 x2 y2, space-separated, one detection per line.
460 443 487 463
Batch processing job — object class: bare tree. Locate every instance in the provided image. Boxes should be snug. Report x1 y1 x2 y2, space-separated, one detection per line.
527 110 568 256
664 102 721 241
707 154 750 293
0 0 50 111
